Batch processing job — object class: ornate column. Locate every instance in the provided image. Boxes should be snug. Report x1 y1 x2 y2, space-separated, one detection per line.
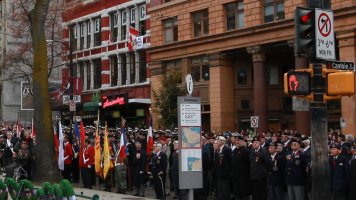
247 46 267 134
209 53 235 132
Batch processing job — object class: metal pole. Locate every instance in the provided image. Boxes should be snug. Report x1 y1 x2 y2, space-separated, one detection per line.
310 63 330 200
188 189 194 200
69 27 75 127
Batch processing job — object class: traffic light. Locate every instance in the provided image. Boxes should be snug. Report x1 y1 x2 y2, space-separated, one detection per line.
295 7 315 57
325 70 355 96
284 70 311 96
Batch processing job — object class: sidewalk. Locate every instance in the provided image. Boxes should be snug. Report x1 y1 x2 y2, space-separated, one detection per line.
74 187 155 200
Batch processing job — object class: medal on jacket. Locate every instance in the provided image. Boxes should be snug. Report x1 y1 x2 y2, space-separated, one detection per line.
295 159 301 165
157 157 161 164
255 151 259 162
219 154 224 165
136 153 140 159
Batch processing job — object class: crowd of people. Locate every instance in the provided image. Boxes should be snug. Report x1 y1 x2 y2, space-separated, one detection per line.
0 121 356 200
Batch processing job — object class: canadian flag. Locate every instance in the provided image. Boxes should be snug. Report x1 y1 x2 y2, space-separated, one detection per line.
118 128 127 160
146 117 154 155
128 26 139 51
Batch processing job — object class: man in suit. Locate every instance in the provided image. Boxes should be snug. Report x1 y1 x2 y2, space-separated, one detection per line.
250 136 270 200
348 145 356 200
152 143 168 200
214 136 231 200
268 142 286 200
330 143 349 200
285 139 306 200
231 133 251 200
133 140 147 197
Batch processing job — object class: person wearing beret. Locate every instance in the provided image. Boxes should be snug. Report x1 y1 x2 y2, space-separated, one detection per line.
285 139 307 200
348 145 356 200
329 144 350 200
151 143 168 200
231 133 251 200
249 136 270 200
267 142 286 200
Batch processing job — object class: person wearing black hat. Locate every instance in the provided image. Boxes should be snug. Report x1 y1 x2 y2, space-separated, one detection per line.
281 131 292 154
329 143 349 200
267 142 286 200
132 140 147 197
250 136 270 200
231 133 251 200
285 139 306 200
348 145 356 200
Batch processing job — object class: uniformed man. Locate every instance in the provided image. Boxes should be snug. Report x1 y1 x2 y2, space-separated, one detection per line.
231 133 251 200
329 143 349 200
152 143 168 200
82 138 94 189
285 139 306 200
114 136 127 194
267 142 285 200
63 135 73 180
133 140 147 197
348 145 356 200
250 136 269 200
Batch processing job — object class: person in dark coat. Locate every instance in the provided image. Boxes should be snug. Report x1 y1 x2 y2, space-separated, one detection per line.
151 143 168 200
171 141 182 199
268 142 286 200
250 136 270 200
348 145 356 200
302 138 312 200
329 143 349 200
231 133 251 200
194 136 212 200
132 140 147 197
214 136 231 200
285 139 306 200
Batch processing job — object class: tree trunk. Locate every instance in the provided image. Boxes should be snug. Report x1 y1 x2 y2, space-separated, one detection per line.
28 0 60 182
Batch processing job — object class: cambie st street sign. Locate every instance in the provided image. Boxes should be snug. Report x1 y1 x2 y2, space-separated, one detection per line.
325 61 355 71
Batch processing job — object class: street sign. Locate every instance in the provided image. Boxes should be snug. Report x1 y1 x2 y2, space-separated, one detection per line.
250 116 259 128
325 61 355 71
63 95 81 104
69 100 76 112
185 74 193 96
315 8 335 60
73 95 81 103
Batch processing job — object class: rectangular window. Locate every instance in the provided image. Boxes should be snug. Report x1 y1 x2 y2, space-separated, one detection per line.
87 21 92 48
268 66 279 85
163 17 178 44
110 56 118 86
237 68 248 85
121 10 127 40
139 52 147 83
110 12 118 42
79 62 85 89
86 61 91 90
93 59 101 89
94 18 101 46
264 0 284 23
139 5 147 35
80 23 85 49
130 7 136 25
192 10 209 37
226 2 244 30
191 56 209 82
129 53 136 84
70 26 77 51
120 54 127 85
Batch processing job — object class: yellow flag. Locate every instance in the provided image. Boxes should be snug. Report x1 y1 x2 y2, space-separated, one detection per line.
103 126 113 179
94 128 102 177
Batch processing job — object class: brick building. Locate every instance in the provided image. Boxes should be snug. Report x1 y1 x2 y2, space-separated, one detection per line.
62 0 151 127
148 0 356 134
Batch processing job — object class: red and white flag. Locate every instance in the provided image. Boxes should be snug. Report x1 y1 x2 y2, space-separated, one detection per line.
147 117 154 155
128 26 139 51
53 124 59 160
118 128 127 160
79 121 86 168
58 121 64 171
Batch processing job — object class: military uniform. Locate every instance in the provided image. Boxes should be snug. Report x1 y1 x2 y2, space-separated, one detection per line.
231 145 251 199
250 146 269 200
268 151 286 200
285 149 306 200
152 150 167 199
330 154 349 200
132 147 147 197
215 144 231 200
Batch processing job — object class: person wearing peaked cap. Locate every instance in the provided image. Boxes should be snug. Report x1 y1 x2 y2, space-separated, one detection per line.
329 141 349 200
151 140 168 200
267 141 285 200
349 144 356 200
217 136 226 142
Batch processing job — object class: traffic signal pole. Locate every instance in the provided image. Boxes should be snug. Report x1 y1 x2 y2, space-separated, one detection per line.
310 63 330 200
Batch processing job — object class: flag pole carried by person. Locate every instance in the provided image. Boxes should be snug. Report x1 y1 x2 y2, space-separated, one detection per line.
94 111 102 177
103 124 113 179
58 121 64 171
147 116 154 155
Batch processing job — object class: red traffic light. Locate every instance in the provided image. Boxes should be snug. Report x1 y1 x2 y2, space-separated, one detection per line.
301 12 312 24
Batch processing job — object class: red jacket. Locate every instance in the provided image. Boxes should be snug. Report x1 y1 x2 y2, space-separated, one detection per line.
64 142 73 165
83 145 95 168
